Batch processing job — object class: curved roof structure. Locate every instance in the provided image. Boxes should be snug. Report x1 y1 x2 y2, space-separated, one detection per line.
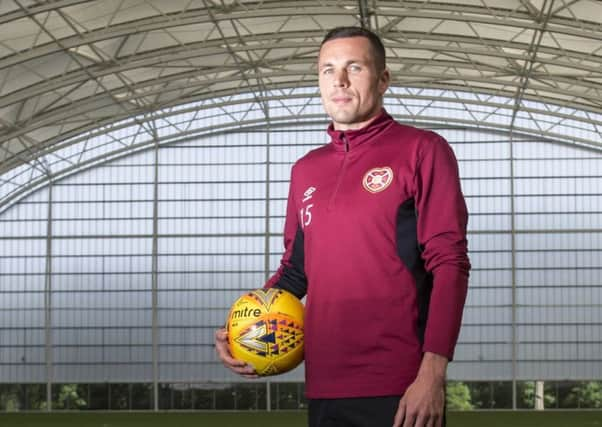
1 0 601 207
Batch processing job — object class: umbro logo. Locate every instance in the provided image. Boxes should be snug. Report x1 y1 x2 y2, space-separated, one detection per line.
302 186 316 202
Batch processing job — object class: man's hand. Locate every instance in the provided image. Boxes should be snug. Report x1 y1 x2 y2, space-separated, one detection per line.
214 328 258 379
393 352 447 427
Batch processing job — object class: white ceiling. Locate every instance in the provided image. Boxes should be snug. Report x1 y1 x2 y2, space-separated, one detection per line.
1 0 601 181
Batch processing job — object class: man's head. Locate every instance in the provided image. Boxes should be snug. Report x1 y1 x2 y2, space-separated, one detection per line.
321 27 386 73
318 27 390 131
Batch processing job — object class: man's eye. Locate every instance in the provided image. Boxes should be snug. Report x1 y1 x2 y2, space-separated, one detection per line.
349 65 361 72
322 68 333 74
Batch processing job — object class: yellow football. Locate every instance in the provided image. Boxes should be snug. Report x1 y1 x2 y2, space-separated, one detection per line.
226 288 304 376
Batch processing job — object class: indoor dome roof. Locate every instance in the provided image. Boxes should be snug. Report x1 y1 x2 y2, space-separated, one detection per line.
0 0 601 182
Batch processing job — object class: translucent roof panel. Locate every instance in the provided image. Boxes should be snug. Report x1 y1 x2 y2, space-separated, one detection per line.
1 0 601 207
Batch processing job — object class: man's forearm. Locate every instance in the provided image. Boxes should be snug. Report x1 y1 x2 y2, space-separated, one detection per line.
416 352 448 385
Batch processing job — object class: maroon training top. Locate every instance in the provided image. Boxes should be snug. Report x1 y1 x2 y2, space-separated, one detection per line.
266 109 470 399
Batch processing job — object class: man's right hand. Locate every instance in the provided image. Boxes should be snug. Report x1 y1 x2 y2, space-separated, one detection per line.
214 328 258 379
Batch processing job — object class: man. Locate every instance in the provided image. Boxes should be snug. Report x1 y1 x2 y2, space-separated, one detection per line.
215 26 470 427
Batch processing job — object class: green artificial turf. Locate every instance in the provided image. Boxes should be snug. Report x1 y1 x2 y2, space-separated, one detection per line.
0 412 306 427
450 411 602 427
0 410 601 427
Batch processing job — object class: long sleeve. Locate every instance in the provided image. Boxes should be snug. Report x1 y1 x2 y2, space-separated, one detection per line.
264 166 308 299
414 134 471 360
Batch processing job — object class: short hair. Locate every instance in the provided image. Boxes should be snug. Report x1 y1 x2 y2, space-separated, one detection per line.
320 26 386 72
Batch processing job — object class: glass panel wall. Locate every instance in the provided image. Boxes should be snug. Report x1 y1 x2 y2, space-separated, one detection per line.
1 98 600 410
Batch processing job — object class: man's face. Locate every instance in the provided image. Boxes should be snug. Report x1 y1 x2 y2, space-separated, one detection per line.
318 36 390 131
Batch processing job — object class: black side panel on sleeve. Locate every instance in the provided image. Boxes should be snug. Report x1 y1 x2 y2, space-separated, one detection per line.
273 226 307 299
396 198 433 344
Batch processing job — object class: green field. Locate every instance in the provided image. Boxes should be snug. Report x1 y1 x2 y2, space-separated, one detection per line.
0 411 601 427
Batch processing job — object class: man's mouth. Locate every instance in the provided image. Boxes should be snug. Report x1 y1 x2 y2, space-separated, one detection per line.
331 96 353 104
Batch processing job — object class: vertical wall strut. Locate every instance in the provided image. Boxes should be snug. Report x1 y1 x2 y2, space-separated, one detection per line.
151 121 160 411
44 179 53 411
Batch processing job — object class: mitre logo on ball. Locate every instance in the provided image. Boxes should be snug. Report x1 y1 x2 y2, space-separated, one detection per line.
226 288 304 376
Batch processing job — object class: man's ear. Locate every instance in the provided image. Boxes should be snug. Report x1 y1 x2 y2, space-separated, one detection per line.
379 68 391 95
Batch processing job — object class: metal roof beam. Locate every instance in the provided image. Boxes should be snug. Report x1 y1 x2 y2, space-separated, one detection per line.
3 3 601 71
0 0 89 25
3 67 601 153
4 54 601 140
3 80 601 173
509 0 555 132
358 0 371 29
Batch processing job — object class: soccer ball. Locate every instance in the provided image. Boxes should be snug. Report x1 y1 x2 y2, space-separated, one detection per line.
226 288 304 376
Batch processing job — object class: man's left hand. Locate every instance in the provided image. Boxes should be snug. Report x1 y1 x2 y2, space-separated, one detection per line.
392 352 447 427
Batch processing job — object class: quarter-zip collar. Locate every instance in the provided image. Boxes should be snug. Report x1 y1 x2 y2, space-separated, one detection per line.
327 109 394 152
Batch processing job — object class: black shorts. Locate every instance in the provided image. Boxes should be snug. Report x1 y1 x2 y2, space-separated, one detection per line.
308 395 447 427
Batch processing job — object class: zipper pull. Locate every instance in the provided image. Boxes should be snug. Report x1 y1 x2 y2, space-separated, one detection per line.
342 133 349 152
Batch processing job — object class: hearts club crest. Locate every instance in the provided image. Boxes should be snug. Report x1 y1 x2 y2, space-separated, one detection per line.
362 167 394 193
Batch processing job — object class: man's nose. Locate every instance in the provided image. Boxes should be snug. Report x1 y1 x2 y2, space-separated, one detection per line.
333 69 349 87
